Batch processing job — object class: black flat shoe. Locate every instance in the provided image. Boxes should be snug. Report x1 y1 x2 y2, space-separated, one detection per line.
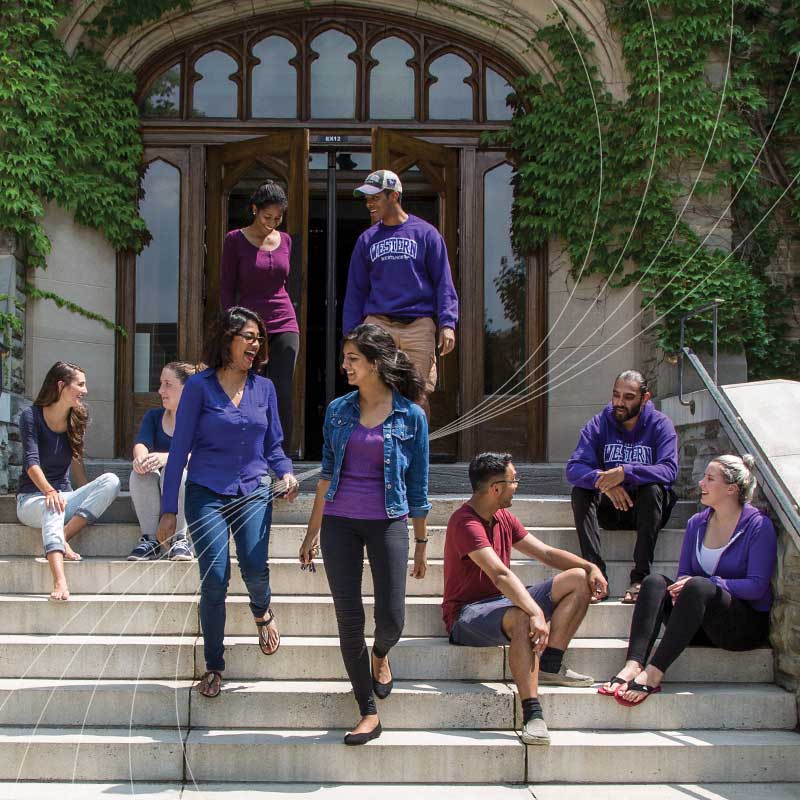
344 721 382 746
371 656 393 699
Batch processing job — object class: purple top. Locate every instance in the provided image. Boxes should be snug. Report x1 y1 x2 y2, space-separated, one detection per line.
160 368 292 514
566 401 678 490
17 406 73 495
324 423 392 520
342 214 459 334
220 229 299 334
677 504 777 612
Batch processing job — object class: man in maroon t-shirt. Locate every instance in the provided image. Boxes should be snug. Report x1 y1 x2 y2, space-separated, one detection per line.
442 453 608 745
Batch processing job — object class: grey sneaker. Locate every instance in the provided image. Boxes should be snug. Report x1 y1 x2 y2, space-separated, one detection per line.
520 716 550 745
168 538 193 561
539 664 593 687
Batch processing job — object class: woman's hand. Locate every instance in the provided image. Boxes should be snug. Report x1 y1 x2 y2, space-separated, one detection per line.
410 542 427 579
156 513 177 545
133 453 166 474
44 489 66 514
299 530 320 566
281 473 299 502
668 576 691 601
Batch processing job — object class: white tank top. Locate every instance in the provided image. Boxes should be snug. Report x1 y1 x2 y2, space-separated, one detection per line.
698 542 726 575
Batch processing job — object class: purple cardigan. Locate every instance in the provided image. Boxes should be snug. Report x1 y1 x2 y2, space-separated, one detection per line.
677 504 777 612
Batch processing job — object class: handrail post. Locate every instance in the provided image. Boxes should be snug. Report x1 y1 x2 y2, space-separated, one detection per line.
677 298 725 413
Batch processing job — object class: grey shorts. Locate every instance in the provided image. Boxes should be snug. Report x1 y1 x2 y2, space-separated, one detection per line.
449 578 555 647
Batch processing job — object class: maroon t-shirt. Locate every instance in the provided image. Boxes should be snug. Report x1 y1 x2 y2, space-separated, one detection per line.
220 229 299 334
441 503 528 632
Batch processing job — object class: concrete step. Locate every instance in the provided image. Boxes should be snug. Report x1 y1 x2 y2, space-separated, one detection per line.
0 727 184 781
531 785 800 800
0 522 688 561
0 634 773 683
0 594 639 638
0 493 698 528
525 729 800 783
0 556 679 597
1 679 792 732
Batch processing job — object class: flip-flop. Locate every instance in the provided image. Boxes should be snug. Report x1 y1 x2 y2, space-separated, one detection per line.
597 676 627 696
620 582 642 604
197 670 222 698
256 608 280 655
614 680 661 707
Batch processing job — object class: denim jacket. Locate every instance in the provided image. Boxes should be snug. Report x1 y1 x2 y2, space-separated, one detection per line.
320 389 431 519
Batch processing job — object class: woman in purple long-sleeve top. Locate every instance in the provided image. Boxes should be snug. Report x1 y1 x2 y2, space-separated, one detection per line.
220 181 299 451
599 454 776 706
156 306 299 699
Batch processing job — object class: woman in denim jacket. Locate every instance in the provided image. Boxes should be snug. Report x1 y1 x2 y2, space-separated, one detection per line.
300 323 430 745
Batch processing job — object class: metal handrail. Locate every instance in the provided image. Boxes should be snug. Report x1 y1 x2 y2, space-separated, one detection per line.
682 348 800 548
678 298 725 414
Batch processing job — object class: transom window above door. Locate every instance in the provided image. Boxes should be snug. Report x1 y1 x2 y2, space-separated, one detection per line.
136 11 515 123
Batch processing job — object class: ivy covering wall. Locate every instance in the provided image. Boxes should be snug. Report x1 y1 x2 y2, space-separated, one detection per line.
0 0 798 378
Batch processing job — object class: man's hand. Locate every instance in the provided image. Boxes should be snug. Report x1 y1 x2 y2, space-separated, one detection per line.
587 565 609 601
594 466 625 492
528 612 550 655
438 327 455 356
604 484 633 511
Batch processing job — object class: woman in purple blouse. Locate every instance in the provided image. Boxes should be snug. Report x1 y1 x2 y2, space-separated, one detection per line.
600 454 777 706
156 307 299 699
220 180 299 451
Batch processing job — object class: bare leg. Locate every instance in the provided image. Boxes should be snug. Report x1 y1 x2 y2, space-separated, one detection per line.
348 713 381 736
502 607 540 700
600 659 643 693
547 567 592 650
63 515 88 560
371 652 392 684
46 551 69 601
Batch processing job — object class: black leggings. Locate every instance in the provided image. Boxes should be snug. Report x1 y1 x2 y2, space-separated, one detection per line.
321 515 409 717
264 331 299 451
627 574 769 674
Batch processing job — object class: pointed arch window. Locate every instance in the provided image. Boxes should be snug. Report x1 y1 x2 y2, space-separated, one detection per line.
139 63 180 117
191 50 238 118
251 36 297 118
310 30 356 119
369 37 415 120
428 53 473 120
486 67 513 121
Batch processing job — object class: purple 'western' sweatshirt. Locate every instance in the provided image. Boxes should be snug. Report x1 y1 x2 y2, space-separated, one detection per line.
677 504 777 612
566 401 678 489
342 214 459 334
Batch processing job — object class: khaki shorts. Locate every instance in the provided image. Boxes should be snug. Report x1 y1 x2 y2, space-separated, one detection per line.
364 314 437 393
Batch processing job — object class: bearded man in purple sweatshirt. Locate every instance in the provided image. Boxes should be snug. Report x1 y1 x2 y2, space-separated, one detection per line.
566 370 678 603
343 170 459 418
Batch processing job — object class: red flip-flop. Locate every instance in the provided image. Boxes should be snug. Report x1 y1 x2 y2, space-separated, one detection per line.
614 680 661 707
597 676 627 696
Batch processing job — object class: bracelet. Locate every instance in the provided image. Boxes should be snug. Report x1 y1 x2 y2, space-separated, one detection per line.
414 537 429 544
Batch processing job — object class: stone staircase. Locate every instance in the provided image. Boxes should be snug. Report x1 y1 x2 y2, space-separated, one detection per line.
0 491 798 797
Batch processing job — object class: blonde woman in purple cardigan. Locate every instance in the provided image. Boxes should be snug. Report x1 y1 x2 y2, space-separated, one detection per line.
599 454 777 706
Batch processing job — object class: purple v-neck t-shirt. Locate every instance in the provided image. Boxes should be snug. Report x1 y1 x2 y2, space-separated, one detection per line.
324 423 390 520
220 229 299 334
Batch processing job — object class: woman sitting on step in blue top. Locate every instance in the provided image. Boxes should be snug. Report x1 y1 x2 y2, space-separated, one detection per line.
600 454 777 706
16 361 121 601
156 307 299 699
300 323 431 746
128 361 203 562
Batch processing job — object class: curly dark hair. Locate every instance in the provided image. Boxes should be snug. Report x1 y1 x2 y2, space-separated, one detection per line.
342 323 425 402
203 307 268 370
468 452 513 491
33 361 89 458
248 180 288 212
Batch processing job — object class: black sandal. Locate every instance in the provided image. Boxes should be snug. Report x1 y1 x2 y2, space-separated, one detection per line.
197 670 222 698
256 608 280 655
597 675 627 696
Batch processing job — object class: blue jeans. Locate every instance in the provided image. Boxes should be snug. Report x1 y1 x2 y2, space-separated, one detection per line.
185 481 273 672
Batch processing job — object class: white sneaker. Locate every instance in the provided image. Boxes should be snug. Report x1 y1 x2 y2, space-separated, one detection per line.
521 716 550 745
539 664 593 687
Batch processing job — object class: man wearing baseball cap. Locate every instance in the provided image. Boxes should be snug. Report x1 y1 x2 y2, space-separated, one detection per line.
343 169 459 417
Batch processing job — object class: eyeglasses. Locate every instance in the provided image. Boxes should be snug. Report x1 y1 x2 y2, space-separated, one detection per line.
492 479 521 487
235 332 265 345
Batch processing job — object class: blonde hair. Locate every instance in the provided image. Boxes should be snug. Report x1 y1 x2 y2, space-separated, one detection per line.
712 454 757 504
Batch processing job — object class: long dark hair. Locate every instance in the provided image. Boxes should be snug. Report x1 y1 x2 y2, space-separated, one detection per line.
203 306 268 370
33 361 89 458
343 323 425 402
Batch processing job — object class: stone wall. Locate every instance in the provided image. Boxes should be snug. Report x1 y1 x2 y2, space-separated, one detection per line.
0 232 29 493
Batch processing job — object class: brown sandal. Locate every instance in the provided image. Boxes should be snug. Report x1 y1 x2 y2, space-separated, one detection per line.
197 670 222 698
621 582 642 604
256 608 280 655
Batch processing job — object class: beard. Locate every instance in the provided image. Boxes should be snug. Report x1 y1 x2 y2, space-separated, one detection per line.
614 399 642 423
